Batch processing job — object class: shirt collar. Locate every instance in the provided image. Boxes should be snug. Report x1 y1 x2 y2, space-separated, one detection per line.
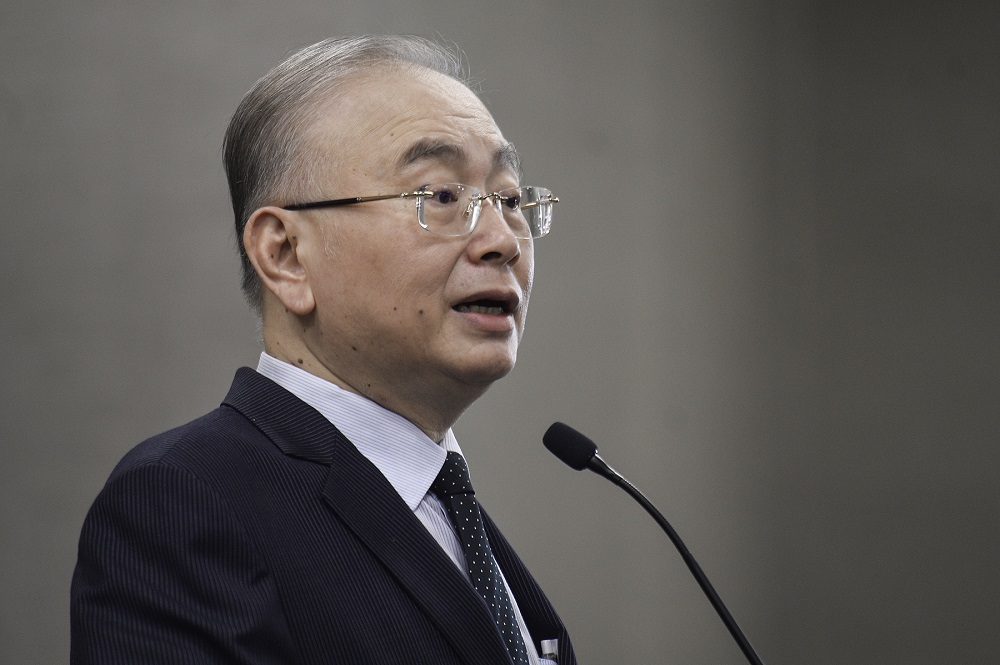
256 352 462 510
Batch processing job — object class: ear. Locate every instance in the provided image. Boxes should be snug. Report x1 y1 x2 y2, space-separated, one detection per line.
243 207 316 316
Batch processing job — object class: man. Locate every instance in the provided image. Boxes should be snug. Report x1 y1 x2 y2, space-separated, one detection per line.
71 35 573 665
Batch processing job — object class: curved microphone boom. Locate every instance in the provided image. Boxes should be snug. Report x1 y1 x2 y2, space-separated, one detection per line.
543 422 765 665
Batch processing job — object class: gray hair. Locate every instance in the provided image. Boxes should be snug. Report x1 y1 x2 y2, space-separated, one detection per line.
223 35 469 314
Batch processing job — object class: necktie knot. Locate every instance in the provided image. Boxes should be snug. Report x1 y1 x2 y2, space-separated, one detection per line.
431 451 475 498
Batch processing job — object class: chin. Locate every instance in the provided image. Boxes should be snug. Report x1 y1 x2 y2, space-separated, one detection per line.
456 350 518 386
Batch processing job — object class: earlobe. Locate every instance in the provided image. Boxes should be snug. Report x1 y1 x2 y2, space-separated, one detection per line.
243 207 316 316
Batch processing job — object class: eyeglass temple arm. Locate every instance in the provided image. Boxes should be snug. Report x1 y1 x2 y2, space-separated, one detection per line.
283 192 426 211
519 196 559 210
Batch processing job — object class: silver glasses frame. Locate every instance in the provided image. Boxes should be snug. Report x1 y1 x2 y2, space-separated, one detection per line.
281 183 558 239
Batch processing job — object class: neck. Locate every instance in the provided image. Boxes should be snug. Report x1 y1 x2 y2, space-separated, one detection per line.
262 332 482 444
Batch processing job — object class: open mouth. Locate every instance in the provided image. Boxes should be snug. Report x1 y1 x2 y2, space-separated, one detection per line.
453 299 511 316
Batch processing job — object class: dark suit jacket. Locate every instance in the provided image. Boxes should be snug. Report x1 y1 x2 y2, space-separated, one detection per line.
71 368 576 664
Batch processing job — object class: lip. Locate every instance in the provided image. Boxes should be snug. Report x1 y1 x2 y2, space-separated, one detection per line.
451 288 520 331
452 288 520 314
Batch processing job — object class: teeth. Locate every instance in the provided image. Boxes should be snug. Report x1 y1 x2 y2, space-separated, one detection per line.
456 304 505 315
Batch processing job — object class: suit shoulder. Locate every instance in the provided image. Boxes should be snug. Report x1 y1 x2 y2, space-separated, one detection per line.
110 405 257 480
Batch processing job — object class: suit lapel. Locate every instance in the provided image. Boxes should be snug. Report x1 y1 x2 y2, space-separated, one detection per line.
224 368 514 665
483 511 577 665
322 444 514 665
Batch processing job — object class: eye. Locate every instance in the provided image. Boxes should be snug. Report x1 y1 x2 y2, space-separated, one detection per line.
499 191 521 210
429 185 460 205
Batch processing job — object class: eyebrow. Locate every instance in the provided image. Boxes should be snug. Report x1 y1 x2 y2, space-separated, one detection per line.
495 142 523 180
398 139 523 180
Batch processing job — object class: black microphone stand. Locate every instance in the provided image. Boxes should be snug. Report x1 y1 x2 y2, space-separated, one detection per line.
586 454 765 665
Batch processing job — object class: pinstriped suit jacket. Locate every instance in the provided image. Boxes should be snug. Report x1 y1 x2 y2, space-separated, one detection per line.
71 368 576 664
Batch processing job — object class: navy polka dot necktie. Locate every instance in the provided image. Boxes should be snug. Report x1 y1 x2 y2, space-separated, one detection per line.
431 452 529 665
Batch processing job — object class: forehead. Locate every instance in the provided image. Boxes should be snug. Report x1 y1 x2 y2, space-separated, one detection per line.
308 66 518 183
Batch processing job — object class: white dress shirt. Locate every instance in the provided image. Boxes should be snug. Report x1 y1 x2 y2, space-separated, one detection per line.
256 353 548 664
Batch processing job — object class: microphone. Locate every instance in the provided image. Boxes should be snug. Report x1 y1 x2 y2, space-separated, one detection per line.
543 422 765 665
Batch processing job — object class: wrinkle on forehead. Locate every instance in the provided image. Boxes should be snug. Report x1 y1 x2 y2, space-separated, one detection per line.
301 66 509 188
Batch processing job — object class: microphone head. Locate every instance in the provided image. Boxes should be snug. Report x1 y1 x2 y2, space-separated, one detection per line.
543 422 598 470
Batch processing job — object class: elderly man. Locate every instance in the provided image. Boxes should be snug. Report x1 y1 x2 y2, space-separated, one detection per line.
71 36 573 665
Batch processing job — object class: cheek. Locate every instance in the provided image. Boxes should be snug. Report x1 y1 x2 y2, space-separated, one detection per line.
355 254 453 328
515 251 534 331
322 222 459 319
519 247 535 296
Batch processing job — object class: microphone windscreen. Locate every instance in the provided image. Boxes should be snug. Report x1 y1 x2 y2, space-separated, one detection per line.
543 422 598 470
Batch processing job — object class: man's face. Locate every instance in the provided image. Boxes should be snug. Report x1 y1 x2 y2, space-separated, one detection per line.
290 66 533 416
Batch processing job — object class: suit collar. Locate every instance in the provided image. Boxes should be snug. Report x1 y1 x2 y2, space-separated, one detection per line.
255 353 459 513
224 367 343 464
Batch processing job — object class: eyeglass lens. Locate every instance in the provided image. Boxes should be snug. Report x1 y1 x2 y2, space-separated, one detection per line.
415 184 555 239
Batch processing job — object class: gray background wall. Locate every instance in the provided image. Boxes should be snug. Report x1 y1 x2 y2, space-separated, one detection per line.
2 1 998 663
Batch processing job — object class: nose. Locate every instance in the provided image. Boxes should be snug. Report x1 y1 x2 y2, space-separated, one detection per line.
467 194 522 265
